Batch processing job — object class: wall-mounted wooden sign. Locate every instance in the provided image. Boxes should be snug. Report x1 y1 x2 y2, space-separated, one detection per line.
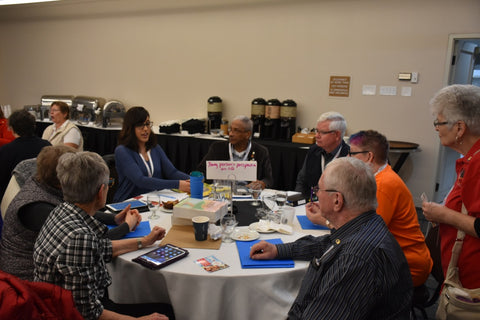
329 76 351 97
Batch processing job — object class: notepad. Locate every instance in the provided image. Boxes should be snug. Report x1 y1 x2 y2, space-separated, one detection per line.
236 238 294 268
107 221 151 238
297 215 329 230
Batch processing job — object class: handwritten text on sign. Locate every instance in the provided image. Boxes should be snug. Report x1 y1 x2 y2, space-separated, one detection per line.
206 161 257 181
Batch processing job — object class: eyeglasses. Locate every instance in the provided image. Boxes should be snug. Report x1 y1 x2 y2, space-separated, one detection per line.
312 186 340 194
135 121 153 129
433 120 450 128
348 150 370 156
314 129 336 135
108 177 115 188
228 127 247 134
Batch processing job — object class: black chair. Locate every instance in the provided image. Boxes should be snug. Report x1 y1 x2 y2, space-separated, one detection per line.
412 225 444 319
102 154 118 204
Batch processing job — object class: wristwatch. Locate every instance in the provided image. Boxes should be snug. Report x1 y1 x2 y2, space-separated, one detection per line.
137 238 143 249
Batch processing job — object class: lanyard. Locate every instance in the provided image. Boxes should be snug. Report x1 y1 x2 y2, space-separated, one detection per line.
229 141 252 161
140 150 154 177
321 146 343 172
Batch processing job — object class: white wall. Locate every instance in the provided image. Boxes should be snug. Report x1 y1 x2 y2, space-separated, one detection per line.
1 0 480 204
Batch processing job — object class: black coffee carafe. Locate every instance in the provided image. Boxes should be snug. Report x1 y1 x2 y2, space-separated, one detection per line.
207 96 222 133
261 98 281 140
280 99 297 141
251 98 266 138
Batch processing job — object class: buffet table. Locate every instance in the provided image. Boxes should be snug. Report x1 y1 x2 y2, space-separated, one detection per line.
106 193 328 320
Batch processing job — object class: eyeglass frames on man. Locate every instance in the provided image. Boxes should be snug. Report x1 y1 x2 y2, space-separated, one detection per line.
312 186 340 194
348 150 370 156
314 129 336 135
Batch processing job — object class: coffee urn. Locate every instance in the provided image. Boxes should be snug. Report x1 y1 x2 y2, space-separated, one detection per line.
261 98 281 140
207 96 222 133
280 99 297 141
251 98 266 138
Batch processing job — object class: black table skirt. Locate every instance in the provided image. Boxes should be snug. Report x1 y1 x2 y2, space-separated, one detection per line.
35 122 310 191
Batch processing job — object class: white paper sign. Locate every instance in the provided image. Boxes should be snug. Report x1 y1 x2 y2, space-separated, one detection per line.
206 161 257 181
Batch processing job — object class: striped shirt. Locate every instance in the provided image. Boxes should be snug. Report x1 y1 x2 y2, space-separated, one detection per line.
277 211 412 320
33 202 113 320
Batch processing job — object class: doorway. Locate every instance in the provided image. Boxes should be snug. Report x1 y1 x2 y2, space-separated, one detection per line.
433 34 480 203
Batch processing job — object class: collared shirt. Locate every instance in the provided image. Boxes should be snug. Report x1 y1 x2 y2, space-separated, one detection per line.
33 202 113 320
277 211 412 320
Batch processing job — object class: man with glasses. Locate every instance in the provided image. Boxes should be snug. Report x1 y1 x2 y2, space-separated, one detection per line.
250 157 413 319
295 111 349 199
347 130 432 288
197 115 273 189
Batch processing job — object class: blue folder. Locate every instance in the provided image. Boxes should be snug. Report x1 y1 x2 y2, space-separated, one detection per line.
107 221 151 239
236 238 294 268
297 215 329 230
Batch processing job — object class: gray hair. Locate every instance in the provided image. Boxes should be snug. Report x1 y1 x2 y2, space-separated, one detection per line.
233 115 253 132
323 157 377 211
317 111 347 137
57 151 109 204
430 84 480 135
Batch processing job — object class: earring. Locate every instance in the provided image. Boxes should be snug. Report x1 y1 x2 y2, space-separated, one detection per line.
456 136 463 145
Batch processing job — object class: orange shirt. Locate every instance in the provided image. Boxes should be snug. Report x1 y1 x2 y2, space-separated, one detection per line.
376 164 433 287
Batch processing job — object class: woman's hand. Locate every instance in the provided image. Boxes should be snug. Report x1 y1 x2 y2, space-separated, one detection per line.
179 180 190 193
115 204 142 231
125 210 141 231
142 226 167 247
421 201 445 224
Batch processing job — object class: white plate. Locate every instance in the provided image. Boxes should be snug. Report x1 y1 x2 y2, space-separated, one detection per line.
249 222 275 233
160 207 173 213
231 229 260 241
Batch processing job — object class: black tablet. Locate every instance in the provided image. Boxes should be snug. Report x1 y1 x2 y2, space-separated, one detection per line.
132 244 189 270
106 200 149 213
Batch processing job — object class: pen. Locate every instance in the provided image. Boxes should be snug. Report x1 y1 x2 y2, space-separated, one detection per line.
310 187 314 203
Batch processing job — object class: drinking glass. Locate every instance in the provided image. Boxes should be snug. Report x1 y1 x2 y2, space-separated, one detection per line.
248 183 262 207
147 194 160 220
275 191 287 208
221 214 238 243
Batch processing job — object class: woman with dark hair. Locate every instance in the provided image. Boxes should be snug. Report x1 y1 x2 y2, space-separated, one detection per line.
0 110 50 202
113 106 190 202
0 108 15 147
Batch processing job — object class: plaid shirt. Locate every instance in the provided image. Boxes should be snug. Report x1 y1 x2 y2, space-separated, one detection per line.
34 202 113 320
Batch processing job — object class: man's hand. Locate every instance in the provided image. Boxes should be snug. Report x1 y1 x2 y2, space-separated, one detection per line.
249 240 278 260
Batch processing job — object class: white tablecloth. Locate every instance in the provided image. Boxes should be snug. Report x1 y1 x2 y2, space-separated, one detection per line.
107 194 329 320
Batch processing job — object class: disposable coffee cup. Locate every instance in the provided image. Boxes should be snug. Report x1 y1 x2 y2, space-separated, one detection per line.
190 171 204 199
192 216 210 241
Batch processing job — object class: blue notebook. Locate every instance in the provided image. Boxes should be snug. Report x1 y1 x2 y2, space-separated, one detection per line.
107 221 151 239
297 215 329 230
236 238 294 268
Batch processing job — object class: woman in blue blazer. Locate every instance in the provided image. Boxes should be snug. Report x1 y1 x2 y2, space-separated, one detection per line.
113 107 190 202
